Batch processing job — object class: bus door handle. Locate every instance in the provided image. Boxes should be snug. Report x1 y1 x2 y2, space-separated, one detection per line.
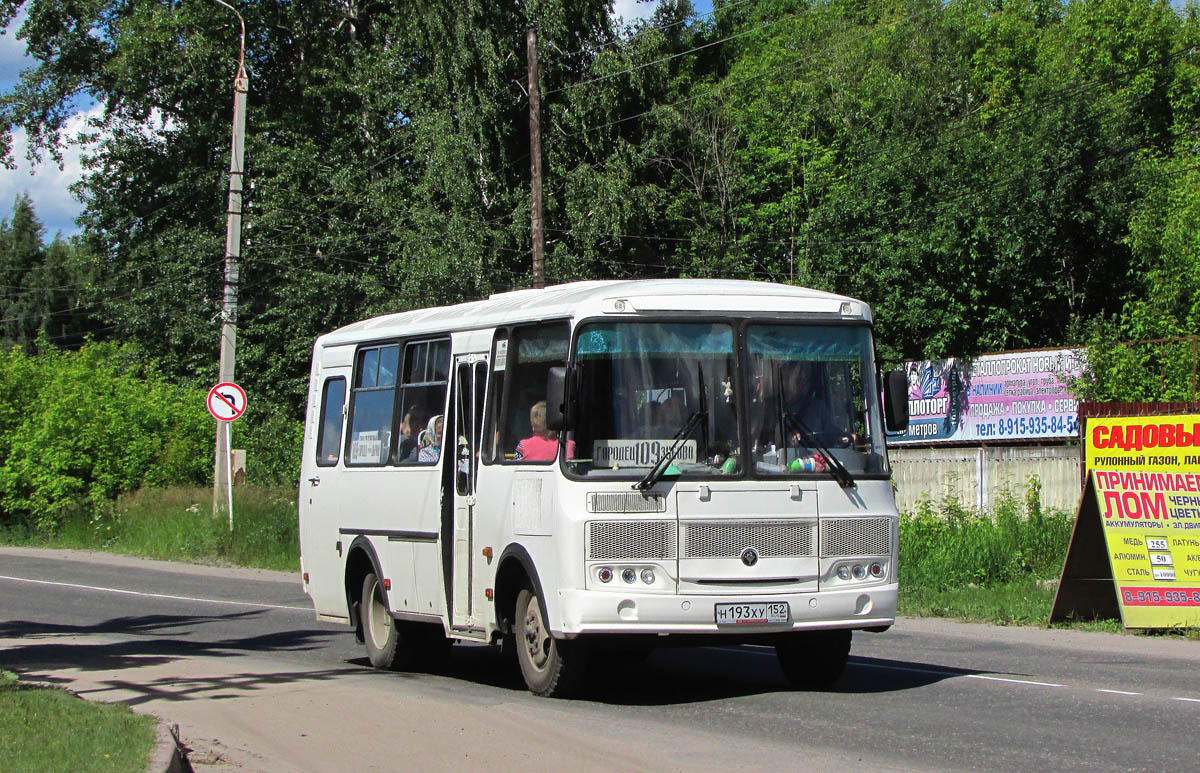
308 476 321 487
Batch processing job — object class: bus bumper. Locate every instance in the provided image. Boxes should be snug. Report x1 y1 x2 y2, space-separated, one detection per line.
553 583 897 636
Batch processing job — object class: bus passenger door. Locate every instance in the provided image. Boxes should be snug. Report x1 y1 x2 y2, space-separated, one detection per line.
449 355 488 632
300 367 350 618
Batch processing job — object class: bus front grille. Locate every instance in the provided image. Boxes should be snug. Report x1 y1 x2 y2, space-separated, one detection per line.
819 517 891 557
681 521 816 559
587 520 677 560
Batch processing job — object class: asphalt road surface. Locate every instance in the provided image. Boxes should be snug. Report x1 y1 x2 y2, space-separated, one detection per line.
2 546 1199 771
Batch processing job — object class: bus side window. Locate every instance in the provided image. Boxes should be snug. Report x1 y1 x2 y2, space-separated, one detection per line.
497 322 569 462
397 338 451 465
316 377 346 467
347 345 399 466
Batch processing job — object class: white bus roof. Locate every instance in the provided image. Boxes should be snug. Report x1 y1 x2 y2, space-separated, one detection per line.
318 279 870 348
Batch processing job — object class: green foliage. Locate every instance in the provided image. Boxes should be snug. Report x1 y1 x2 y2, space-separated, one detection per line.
0 196 98 351
899 476 1074 591
0 342 211 530
1 0 1198 411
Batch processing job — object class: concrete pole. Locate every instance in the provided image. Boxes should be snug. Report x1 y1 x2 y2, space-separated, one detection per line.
214 2 248 517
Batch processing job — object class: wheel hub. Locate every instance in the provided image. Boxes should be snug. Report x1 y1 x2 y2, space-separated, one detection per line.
523 599 551 670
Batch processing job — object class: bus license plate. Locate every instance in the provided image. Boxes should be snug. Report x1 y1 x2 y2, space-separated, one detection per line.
714 602 790 626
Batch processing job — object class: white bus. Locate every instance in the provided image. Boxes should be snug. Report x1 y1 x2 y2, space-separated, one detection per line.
298 279 909 696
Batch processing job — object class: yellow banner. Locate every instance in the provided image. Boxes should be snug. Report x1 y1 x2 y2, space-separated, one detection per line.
1085 414 1200 628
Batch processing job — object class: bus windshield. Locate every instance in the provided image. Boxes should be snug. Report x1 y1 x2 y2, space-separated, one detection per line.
566 320 888 480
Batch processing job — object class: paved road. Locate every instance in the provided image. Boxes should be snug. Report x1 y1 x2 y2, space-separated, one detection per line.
2 547 1199 771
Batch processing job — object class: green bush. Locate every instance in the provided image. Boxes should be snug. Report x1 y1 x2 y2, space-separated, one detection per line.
899 476 1074 591
0 343 210 531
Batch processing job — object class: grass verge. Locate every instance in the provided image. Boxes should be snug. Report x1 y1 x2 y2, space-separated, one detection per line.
0 670 156 772
0 486 299 571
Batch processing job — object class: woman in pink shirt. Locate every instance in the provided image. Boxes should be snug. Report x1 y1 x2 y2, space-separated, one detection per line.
516 401 563 461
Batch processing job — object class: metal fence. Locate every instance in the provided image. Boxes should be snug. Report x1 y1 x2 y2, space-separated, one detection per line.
889 444 1082 514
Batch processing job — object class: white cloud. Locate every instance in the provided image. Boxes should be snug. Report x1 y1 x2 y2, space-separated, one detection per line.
612 0 661 24
0 10 30 90
0 104 105 238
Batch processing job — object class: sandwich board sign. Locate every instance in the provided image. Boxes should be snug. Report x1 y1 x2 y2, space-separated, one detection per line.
207 382 247 422
1050 414 1200 628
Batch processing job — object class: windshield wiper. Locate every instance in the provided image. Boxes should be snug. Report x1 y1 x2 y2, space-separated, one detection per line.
634 410 705 491
635 365 709 492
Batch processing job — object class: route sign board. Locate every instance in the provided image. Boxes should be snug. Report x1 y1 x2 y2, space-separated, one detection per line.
207 382 247 422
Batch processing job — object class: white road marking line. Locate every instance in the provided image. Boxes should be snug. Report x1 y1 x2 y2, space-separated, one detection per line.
852 660 1064 687
0 574 311 612
719 646 1200 703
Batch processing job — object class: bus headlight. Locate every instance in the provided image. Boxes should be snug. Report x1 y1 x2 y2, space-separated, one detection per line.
621 568 637 584
836 565 851 581
640 569 655 585
598 567 613 583
852 564 867 580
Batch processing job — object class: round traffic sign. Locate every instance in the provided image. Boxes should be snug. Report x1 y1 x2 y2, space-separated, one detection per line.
207 382 247 422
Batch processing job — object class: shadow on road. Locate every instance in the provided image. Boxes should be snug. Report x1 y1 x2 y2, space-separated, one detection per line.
358 640 995 706
0 611 342 674
3 613 1002 708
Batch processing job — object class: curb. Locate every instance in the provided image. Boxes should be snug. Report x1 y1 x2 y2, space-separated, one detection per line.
148 721 190 773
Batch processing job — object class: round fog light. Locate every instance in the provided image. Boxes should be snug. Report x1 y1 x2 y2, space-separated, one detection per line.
598 567 613 583
640 569 655 585
870 562 884 578
852 564 867 579
836 565 851 581
621 568 637 584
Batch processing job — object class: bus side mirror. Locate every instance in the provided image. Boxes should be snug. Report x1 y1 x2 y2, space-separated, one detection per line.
546 366 570 432
883 369 909 433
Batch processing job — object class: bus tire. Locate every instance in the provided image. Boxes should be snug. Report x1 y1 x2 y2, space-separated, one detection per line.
775 629 852 690
362 572 405 670
514 586 588 697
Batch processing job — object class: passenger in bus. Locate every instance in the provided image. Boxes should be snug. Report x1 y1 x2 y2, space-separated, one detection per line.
780 361 842 441
515 401 559 461
646 395 685 438
418 414 443 463
397 405 428 462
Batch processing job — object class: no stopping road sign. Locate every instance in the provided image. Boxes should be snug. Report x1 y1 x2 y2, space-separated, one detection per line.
207 382 247 422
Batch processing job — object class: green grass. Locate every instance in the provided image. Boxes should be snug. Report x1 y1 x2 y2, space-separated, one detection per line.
897 479 1086 627
0 670 156 773
0 486 299 571
899 577 1059 626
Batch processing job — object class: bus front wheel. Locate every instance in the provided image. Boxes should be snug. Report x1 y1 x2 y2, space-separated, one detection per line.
775 629 852 690
514 587 588 697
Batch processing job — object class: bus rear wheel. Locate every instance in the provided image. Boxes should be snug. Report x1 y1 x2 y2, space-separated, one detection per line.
514 587 588 697
775 629 852 690
361 572 403 669
361 572 451 671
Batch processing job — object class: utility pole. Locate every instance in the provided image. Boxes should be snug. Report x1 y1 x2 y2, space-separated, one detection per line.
527 27 545 289
214 0 248 516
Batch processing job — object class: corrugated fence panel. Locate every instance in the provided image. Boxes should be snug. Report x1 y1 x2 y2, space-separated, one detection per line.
890 445 1082 515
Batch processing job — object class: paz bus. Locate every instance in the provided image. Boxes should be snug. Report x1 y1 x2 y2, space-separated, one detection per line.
298 279 909 696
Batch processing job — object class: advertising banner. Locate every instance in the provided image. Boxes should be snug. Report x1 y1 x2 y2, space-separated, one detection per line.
892 348 1085 444
1051 414 1200 628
